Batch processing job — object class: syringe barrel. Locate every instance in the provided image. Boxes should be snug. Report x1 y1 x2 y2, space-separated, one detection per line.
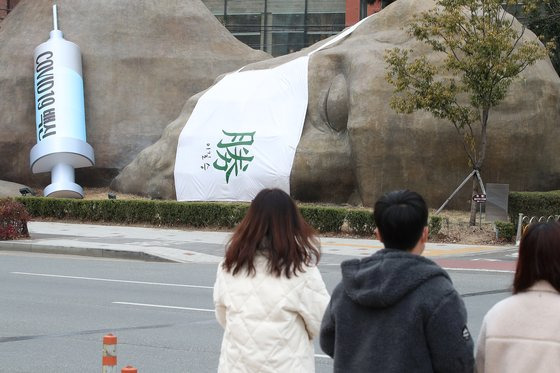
33 30 86 143
30 15 94 199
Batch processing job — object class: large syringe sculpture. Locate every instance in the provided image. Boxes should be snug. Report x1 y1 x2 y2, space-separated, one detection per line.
30 4 94 198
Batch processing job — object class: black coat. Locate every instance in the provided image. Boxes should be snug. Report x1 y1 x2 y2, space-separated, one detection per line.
320 248 474 373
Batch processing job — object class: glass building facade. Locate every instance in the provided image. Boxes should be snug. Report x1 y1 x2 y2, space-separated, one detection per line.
201 0 347 56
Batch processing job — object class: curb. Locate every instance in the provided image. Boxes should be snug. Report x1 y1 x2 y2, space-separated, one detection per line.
0 241 174 262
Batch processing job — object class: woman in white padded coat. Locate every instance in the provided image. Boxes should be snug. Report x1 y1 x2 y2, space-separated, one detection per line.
475 221 560 373
213 188 330 373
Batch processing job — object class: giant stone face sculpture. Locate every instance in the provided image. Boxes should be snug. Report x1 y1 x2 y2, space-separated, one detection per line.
0 0 269 187
113 0 560 207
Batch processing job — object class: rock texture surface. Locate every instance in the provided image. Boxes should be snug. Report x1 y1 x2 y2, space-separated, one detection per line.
113 0 560 208
0 180 31 198
0 0 269 187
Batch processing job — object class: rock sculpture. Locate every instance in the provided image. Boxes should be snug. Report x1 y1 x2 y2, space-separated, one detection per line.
0 0 269 187
112 0 560 207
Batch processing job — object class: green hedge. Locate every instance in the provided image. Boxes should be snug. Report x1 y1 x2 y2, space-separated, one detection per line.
16 197 377 236
494 221 516 242
17 197 249 229
428 215 443 238
509 190 560 225
346 209 375 236
299 206 347 233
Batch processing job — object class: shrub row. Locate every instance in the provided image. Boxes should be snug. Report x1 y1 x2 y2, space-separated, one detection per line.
16 197 377 236
428 215 443 238
494 221 516 242
346 209 376 236
509 190 560 225
17 198 248 229
0 198 30 240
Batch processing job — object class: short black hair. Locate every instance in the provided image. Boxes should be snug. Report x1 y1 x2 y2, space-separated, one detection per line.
374 190 428 251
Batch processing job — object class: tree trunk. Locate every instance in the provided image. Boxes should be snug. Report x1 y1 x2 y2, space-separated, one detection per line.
469 108 489 226
469 175 478 226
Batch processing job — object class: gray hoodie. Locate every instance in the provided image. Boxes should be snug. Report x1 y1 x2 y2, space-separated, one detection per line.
320 248 474 373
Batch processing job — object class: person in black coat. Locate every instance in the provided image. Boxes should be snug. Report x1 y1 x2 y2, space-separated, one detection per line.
320 190 474 372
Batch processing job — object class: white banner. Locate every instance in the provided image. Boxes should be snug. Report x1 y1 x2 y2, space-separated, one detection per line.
174 56 309 201
174 17 367 201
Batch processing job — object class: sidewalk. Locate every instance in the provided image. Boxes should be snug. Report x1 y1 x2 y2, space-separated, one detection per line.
0 221 515 264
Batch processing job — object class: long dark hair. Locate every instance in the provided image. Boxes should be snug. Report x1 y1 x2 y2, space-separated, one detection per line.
223 188 320 278
514 221 560 294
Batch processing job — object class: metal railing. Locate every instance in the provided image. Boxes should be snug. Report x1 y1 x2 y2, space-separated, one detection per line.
515 213 560 245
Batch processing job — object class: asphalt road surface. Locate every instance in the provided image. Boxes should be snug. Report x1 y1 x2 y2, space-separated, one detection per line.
0 250 514 372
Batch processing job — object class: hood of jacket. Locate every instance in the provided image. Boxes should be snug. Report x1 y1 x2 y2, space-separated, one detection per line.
341 248 450 308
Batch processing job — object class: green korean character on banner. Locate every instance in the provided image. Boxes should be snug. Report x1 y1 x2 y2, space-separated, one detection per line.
213 130 256 183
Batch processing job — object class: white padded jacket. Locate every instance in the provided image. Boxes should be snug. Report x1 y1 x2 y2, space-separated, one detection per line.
475 280 560 373
213 255 330 373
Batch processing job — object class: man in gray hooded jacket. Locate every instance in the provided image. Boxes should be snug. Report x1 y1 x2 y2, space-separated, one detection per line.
320 190 474 372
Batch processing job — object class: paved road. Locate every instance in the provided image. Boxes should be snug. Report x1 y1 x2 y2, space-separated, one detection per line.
1 248 514 372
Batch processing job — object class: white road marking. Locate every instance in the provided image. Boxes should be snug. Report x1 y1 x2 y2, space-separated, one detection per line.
113 301 214 312
112 302 334 361
471 259 500 262
11 272 212 289
443 267 514 273
323 264 514 273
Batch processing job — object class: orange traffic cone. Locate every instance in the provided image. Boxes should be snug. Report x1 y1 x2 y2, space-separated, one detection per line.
102 334 117 373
